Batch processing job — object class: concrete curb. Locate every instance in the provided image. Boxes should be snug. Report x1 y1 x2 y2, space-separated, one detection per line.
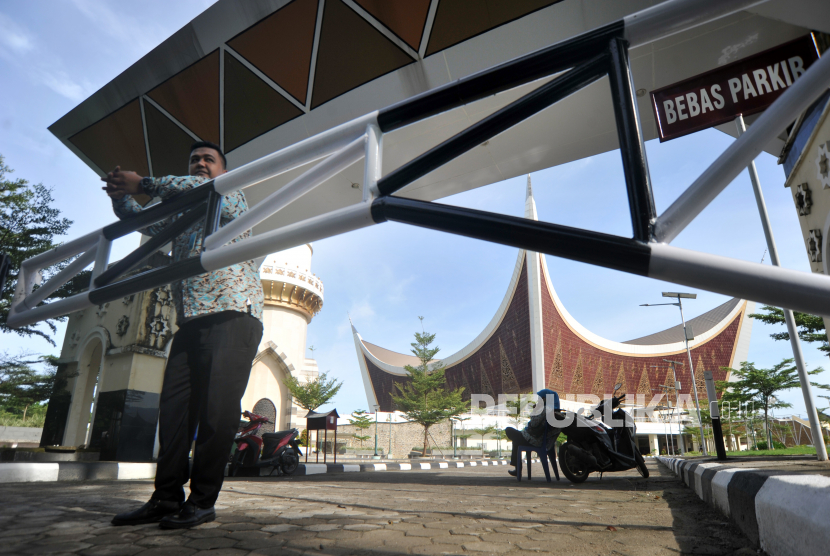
0 458 523 483
0 462 157 483
657 456 830 556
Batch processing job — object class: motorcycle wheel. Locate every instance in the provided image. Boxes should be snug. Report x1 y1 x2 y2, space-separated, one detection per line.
230 444 257 477
281 448 300 476
558 442 590 484
634 450 649 478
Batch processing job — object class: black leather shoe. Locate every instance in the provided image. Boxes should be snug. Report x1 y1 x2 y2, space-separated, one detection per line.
159 501 216 529
111 499 181 526
508 468 517 477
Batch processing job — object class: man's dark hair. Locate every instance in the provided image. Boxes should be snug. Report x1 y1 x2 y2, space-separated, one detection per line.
190 141 227 169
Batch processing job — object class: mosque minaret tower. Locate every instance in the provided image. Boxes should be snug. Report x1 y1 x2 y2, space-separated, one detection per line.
240 244 324 431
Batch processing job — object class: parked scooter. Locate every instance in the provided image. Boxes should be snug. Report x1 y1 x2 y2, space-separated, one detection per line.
230 410 302 477
555 383 649 483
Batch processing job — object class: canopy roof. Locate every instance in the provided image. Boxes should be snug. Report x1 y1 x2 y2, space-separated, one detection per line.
50 0 829 236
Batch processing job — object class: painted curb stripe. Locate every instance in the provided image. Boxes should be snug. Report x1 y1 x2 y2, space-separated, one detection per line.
0 463 59 483
755 474 830 556
0 459 515 483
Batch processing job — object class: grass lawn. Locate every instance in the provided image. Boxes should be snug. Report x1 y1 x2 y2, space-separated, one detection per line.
725 445 829 457
681 445 829 457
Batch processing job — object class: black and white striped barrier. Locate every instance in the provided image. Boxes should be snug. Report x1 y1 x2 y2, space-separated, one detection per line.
657 456 830 556
291 459 516 476
0 459 523 484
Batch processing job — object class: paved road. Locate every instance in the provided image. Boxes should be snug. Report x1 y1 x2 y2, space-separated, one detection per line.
0 460 759 555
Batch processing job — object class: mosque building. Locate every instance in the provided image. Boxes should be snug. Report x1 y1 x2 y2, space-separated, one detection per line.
352 179 756 454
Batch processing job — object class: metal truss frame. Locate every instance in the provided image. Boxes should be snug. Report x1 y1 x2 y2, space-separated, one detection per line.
8 0 830 330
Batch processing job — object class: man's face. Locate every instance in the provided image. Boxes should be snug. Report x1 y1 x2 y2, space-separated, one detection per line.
189 147 226 178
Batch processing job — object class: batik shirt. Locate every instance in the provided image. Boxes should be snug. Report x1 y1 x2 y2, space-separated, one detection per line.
112 175 264 323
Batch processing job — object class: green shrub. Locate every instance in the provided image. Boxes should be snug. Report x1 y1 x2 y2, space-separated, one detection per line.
0 408 47 428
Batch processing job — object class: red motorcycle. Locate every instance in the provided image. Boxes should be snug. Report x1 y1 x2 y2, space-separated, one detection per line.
230 410 302 477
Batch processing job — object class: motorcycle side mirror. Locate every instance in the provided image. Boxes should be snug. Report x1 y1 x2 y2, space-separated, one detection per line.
613 383 622 394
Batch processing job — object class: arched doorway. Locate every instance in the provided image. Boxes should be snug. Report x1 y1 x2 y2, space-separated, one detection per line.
252 398 277 436
241 346 292 431
64 338 104 447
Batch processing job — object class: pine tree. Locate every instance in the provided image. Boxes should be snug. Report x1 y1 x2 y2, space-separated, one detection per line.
548 334 564 393
570 353 584 394
499 339 519 393
348 409 373 448
390 323 467 455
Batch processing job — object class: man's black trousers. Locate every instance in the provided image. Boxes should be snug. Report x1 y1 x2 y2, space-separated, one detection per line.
153 311 263 508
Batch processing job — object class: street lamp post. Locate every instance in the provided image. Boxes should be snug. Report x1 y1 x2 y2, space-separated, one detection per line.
373 405 379 459
642 293 707 455
664 359 686 455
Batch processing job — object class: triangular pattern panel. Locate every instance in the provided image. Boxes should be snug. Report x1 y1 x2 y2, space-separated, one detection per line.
223 51 304 153
143 100 195 178
227 0 318 104
354 0 431 50
69 99 149 177
311 0 414 108
426 0 563 56
147 51 219 144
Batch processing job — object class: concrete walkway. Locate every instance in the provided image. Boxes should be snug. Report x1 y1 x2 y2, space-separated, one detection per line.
0 460 758 555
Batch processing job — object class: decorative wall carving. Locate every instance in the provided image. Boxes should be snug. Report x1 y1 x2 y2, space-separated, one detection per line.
116 315 130 337
795 183 812 216
817 141 830 189
141 285 174 350
96 303 109 318
807 229 823 262
68 330 81 349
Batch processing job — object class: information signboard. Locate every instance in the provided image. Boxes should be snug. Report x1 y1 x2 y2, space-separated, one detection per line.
651 35 820 142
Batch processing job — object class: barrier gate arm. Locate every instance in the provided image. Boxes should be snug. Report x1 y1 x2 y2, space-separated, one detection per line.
10 0 830 332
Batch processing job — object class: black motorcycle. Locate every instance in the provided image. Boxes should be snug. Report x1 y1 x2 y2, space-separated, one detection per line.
554 383 649 483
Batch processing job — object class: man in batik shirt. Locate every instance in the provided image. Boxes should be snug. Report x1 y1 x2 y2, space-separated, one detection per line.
104 141 264 529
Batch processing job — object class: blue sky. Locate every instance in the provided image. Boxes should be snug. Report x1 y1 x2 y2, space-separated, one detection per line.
1 1 827 421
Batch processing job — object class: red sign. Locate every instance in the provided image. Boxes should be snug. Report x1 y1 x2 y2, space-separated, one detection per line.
651 35 820 142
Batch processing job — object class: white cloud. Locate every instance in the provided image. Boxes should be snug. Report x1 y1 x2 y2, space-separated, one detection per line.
68 0 178 58
34 68 94 102
0 11 93 102
0 13 34 55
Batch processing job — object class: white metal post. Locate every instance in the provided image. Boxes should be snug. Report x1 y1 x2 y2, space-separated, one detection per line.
678 297 707 456
734 115 828 461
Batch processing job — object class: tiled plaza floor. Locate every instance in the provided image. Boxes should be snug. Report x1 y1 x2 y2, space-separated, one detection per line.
0 460 758 555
